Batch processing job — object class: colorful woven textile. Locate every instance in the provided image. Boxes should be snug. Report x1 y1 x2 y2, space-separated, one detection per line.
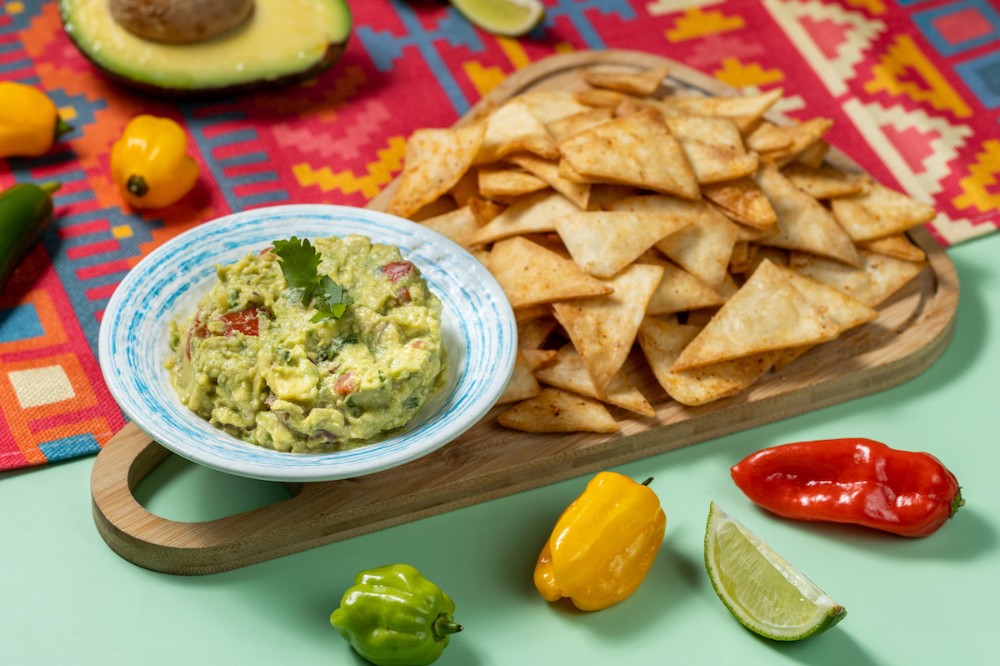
1 0 998 471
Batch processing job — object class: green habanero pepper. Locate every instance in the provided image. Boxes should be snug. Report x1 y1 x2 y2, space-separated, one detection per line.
0 181 60 288
330 563 463 666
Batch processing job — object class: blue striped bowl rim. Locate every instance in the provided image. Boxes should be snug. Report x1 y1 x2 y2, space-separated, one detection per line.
98 205 516 482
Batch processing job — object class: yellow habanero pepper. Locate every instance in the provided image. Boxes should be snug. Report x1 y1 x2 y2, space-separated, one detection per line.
534 471 666 611
0 82 73 158
110 115 199 209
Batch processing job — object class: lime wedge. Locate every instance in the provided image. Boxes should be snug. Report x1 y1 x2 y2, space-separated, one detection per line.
704 502 847 641
450 0 545 37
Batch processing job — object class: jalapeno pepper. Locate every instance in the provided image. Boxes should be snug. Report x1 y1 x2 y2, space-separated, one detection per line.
730 438 964 537
330 563 462 666
534 471 667 611
0 182 60 288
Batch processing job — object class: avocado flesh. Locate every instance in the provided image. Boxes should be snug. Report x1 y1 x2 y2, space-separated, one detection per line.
60 0 351 94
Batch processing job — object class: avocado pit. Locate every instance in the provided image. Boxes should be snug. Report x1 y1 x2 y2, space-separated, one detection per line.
110 0 254 44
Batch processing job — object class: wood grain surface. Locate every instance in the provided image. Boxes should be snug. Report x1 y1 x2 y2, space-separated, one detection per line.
91 50 960 575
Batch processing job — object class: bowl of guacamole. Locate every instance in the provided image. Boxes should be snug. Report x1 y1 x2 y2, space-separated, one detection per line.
99 205 516 482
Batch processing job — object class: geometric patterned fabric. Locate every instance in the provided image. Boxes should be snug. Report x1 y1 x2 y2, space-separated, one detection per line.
1 0 997 470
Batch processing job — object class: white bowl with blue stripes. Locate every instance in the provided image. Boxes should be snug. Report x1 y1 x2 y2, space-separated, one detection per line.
98 205 516 482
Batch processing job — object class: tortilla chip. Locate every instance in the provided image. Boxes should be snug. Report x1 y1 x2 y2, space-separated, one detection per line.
411 196 459 222
534 345 655 417
575 88 639 108
754 162 860 266
789 250 927 308
582 64 670 97
489 236 612 309
783 163 865 199
610 195 738 290
546 107 615 143
477 166 549 199
558 108 700 200
731 220 779 242
497 351 542 405
857 233 926 263
420 206 481 248
638 318 779 406
638 255 726 315
702 178 778 229
554 211 692 278
476 98 558 164
780 264 879 331
752 117 833 167
449 169 480 207
658 88 783 126
508 153 590 209
518 90 591 125
552 263 664 394
470 190 579 246
830 181 936 242
671 259 845 370
498 387 619 434
587 184 641 211
665 115 745 153
514 303 552 323
744 121 791 152
681 140 760 184
468 197 505 225
388 122 487 219
521 348 558 370
518 316 559 350
795 139 830 168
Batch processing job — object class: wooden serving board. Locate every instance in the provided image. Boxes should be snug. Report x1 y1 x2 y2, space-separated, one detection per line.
91 50 959 575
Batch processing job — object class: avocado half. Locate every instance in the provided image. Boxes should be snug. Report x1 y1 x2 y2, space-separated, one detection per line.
59 0 351 96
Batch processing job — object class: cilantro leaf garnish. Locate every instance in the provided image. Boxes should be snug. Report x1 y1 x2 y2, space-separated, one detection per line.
271 237 352 322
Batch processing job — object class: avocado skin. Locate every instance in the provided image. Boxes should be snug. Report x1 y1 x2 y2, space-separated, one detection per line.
58 0 351 98
68 40 349 99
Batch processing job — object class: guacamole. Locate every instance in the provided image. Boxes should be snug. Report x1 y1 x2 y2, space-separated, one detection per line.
166 235 445 453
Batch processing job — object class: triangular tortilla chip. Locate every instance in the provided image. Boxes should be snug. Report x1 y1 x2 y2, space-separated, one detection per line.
638 318 779 406
514 303 552 323
388 122 486 219
449 169 480 207
702 178 778 229
546 108 614 142
468 197 505 225
782 163 864 199
508 153 590 209
558 108 700 200
554 211 691 278
637 255 726 315
497 351 542 405
575 88 640 108
489 236 612 309
680 140 760 184
780 264 878 331
411 196 459 222
582 64 670 96
610 195 738 290
857 233 926 262
751 117 833 167
587 184 641 211
795 139 829 168
830 181 936 242
520 348 558 370
518 90 591 125
497 387 618 433
657 88 783 127
664 115 745 153
518 316 559 350
552 263 664 394
477 166 549 199
754 162 860 267
420 206 481 248
476 98 558 164
671 259 843 370
789 250 927 308
470 190 579 246
534 345 655 417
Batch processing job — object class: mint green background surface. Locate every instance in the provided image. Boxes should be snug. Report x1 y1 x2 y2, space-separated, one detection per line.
2 234 997 665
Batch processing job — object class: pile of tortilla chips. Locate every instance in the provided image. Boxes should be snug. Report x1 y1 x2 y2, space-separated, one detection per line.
386 64 935 434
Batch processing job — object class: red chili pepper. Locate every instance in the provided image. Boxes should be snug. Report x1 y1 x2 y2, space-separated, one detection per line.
730 438 964 537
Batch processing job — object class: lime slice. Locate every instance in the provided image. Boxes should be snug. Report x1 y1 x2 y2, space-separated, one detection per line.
704 502 847 641
450 0 545 37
